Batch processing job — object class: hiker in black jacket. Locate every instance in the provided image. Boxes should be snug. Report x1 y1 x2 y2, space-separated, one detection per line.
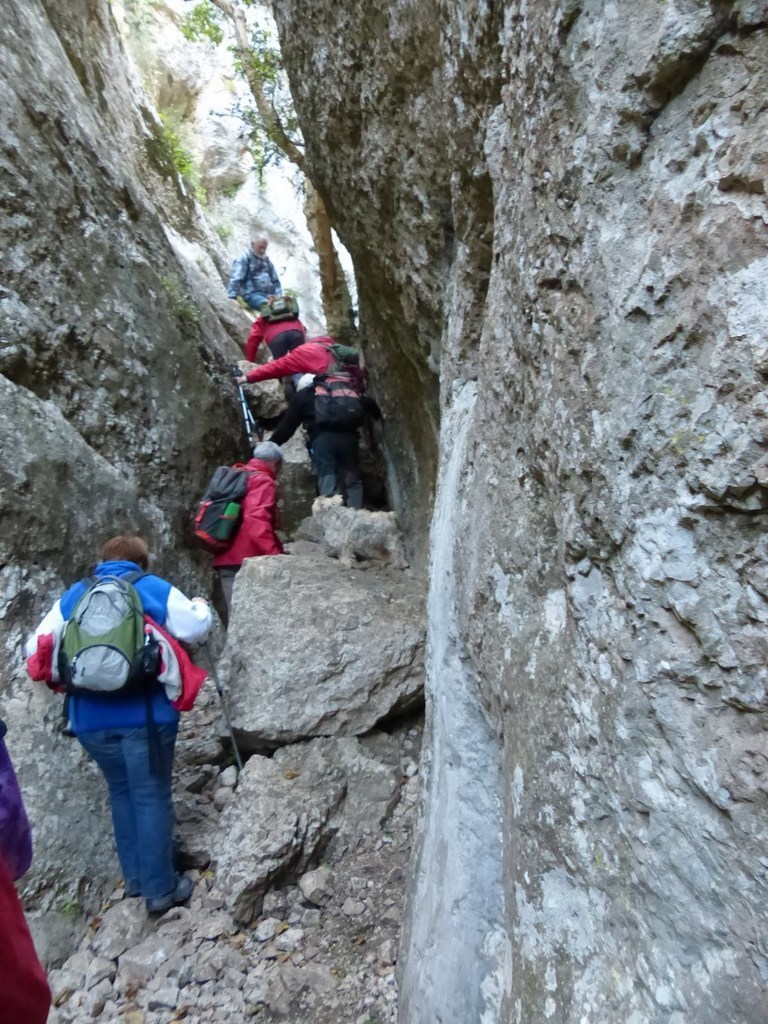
269 374 382 509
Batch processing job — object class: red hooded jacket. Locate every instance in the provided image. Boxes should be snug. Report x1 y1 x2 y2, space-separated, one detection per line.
244 337 337 384
0 860 51 1024
245 316 307 362
211 457 284 568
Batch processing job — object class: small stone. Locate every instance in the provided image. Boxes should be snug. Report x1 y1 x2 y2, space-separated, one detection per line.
84 955 116 990
213 786 233 811
254 917 280 942
195 911 232 940
147 980 180 1010
378 938 397 965
273 927 304 952
341 898 366 917
299 865 333 906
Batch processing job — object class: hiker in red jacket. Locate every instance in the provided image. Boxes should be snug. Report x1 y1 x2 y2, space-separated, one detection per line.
212 441 285 624
244 312 307 362
236 336 366 394
237 336 336 383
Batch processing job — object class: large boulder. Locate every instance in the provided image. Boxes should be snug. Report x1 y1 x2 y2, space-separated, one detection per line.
303 496 409 567
212 752 346 924
218 553 426 751
213 732 404 925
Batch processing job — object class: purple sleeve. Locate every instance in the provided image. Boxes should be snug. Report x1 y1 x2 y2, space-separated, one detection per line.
0 740 33 880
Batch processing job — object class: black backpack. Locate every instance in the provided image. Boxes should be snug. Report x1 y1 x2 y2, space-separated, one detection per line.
313 372 365 429
193 465 254 552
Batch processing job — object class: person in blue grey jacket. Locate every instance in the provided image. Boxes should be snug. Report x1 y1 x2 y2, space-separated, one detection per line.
25 533 212 915
227 235 282 310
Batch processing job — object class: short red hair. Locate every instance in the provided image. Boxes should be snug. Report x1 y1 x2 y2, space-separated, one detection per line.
100 534 149 570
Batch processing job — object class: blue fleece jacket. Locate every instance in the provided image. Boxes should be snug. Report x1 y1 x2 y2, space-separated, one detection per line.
60 561 179 735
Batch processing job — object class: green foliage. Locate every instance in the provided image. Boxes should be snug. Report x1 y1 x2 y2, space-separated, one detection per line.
181 2 225 45
157 111 207 205
158 111 195 179
236 26 281 85
161 275 201 328
236 104 297 183
122 0 159 33
220 181 242 200
236 26 302 152
180 1 303 178
215 222 233 244
58 896 82 920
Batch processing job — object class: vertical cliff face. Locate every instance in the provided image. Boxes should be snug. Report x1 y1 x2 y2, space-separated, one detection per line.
275 0 458 560
275 0 768 1020
1 0 246 590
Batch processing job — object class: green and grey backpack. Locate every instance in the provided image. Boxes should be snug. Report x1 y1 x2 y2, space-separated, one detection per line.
58 573 154 695
260 295 300 323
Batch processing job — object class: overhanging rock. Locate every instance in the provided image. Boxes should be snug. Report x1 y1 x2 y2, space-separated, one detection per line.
218 553 426 751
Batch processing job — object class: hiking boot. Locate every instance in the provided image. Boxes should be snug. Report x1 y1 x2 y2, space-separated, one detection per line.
145 874 194 915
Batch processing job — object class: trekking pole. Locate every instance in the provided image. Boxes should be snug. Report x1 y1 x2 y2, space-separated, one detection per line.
230 365 263 446
198 641 244 777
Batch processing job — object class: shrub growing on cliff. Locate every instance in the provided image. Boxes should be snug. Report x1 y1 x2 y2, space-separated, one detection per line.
151 111 207 206
160 275 201 328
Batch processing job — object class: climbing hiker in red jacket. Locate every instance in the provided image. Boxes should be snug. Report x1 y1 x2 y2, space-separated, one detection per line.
212 441 285 625
244 310 307 362
236 336 354 383
236 336 366 397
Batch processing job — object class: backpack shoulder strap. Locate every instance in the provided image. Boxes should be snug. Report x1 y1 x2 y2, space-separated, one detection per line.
123 571 147 586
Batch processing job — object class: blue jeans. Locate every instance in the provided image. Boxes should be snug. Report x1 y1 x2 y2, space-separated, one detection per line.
243 291 269 310
78 724 178 900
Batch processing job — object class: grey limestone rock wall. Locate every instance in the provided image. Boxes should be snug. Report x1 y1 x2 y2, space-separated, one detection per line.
0 0 251 926
274 0 768 1021
274 0 458 561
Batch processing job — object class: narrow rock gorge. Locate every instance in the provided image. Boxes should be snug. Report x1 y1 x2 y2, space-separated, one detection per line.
1 0 768 1022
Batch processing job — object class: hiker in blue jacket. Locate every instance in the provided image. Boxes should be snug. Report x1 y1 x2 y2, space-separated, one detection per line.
227 236 282 310
25 534 212 915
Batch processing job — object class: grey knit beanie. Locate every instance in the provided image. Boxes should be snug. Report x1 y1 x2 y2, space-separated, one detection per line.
252 441 283 463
